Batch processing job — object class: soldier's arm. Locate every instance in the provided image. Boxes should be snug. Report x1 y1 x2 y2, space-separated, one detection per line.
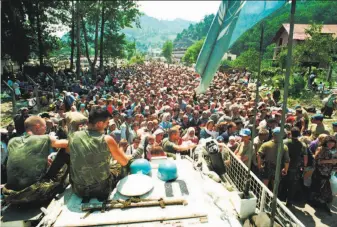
105 135 129 166
50 136 68 149
282 146 290 175
257 144 265 169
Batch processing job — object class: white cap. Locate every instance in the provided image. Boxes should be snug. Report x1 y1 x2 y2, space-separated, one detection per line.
153 128 165 136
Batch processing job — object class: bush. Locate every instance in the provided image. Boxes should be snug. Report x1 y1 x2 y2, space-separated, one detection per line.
289 74 306 97
129 53 145 65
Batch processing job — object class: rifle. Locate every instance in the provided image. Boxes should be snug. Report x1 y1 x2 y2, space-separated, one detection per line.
81 198 187 219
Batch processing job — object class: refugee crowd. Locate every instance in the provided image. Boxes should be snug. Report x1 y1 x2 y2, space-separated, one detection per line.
1 62 337 214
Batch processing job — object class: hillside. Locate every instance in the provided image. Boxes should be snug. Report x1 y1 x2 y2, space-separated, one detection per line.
122 14 195 52
174 1 337 54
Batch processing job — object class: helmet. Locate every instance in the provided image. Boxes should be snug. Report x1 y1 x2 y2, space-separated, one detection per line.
130 159 151 175
157 161 178 181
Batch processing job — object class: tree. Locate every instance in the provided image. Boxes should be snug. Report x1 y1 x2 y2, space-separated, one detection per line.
129 53 145 65
1 0 70 69
162 40 173 64
99 0 140 68
232 48 260 73
181 39 205 65
293 24 337 67
70 0 75 70
125 40 137 60
76 0 81 77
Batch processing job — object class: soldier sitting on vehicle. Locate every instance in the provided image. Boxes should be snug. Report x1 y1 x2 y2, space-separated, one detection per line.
68 108 130 201
3 116 69 204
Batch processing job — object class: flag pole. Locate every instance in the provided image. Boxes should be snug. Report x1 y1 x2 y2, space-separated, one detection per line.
270 0 296 226
243 22 264 198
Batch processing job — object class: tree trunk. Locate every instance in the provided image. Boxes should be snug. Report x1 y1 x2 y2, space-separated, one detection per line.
81 17 92 65
99 2 105 71
70 0 75 70
327 64 333 89
36 2 44 69
91 4 100 77
76 0 81 78
81 16 94 80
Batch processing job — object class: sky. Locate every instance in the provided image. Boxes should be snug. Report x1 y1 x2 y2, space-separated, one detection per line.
138 1 220 22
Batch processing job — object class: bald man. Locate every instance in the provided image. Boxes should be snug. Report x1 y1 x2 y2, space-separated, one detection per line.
3 116 69 204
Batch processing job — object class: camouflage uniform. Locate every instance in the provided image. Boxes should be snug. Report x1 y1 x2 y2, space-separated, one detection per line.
258 140 290 181
69 130 127 200
280 139 307 203
3 166 68 204
3 134 68 204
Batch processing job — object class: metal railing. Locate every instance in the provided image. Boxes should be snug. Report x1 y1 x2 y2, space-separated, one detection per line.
224 146 305 227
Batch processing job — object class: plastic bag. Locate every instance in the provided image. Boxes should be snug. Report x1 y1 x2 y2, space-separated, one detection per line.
330 172 337 195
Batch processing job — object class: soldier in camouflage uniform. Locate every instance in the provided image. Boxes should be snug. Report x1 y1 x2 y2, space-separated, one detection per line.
69 108 130 201
3 116 69 204
282 127 308 207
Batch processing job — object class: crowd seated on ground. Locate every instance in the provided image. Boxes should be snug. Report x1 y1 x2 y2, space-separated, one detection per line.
1 62 336 214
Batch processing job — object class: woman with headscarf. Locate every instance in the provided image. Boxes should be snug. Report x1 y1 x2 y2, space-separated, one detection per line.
182 127 199 145
159 113 172 131
310 136 337 213
200 120 219 139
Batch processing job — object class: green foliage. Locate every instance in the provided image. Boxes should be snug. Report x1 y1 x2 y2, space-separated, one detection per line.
125 40 136 60
289 74 306 96
263 43 276 60
181 39 205 65
174 14 214 48
278 48 288 69
293 23 337 66
231 1 337 55
162 40 173 63
174 2 337 54
2 0 141 69
2 1 71 65
129 53 145 65
232 48 260 72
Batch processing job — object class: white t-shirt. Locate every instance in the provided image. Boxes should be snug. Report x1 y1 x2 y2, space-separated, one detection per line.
1 141 8 165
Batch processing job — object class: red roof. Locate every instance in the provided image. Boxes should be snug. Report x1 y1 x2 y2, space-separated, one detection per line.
272 24 337 42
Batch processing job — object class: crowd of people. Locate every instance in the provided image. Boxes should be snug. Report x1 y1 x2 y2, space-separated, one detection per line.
1 62 337 215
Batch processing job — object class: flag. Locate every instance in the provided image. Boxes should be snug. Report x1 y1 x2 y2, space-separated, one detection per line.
195 0 286 94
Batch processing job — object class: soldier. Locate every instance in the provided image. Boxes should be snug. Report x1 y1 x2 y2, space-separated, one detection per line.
68 108 130 200
162 127 197 154
3 116 69 204
310 114 330 139
258 127 290 189
282 127 308 207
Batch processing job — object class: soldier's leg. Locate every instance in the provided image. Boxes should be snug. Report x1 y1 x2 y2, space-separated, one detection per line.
45 149 70 179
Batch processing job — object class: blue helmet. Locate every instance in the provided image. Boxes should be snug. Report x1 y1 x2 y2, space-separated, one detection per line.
157 161 178 181
130 159 152 175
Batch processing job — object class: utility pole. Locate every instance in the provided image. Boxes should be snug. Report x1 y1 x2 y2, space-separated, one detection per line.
270 1 296 226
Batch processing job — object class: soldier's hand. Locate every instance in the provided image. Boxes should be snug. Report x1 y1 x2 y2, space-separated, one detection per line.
281 168 288 176
47 152 57 166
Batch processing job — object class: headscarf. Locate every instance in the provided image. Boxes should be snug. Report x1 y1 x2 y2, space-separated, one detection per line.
204 120 219 139
182 127 197 141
